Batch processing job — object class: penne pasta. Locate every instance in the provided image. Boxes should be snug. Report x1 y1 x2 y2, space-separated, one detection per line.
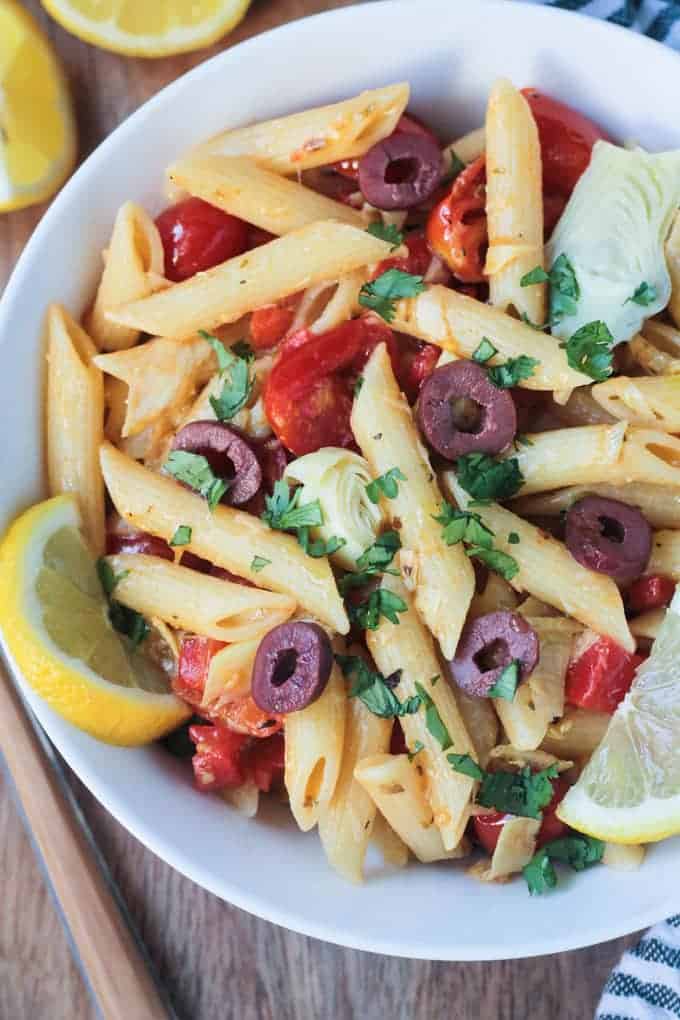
107 221 392 340
391 285 590 391
648 529 680 581
371 812 410 869
193 83 409 174
503 423 628 496
629 320 680 375
602 843 646 871
168 155 364 235
86 201 166 352
352 344 474 659
541 706 610 759
46 304 105 555
451 689 498 768
445 473 635 651
485 79 545 323
442 126 485 166
591 374 680 431
667 210 680 328
105 553 296 642
512 482 680 530
468 572 519 620
367 574 477 850
285 664 346 832
475 816 541 881
629 608 666 641
354 754 463 863
202 638 260 708
318 695 391 883
99 443 349 633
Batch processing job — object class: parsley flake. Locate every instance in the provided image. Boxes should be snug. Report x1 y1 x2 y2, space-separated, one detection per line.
466 544 519 582
353 375 364 397
170 525 192 547
434 504 494 549
96 559 148 648
414 682 452 750
349 588 407 630
251 555 271 572
508 532 520 544
523 835 604 895
200 330 253 420
261 480 323 531
626 281 657 307
472 338 498 364
488 659 520 701
521 254 579 326
297 528 346 559
96 559 128 597
560 320 614 381
487 355 539 389
355 530 401 573
366 222 404 250
163 451 228 511
477 764 559 819
231 339 255 363
456 453 524 503
447 753 484 781
366 467 406 503
335 655 421 719
358 268 426 323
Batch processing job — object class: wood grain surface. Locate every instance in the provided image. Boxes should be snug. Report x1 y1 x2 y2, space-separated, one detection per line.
0 2 639 1018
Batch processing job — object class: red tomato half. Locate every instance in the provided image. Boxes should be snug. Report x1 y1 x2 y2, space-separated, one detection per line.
174 635 226 709
331 112 440 180
426 156 487 283
188 724 284 792
395 336 440 403
626 575 675 616
244 732 285 792
371 230 432 281
522 89 609 198
565 636 645 714
156 197 249 282
472 777 570 854
264 316 397 456
250 294 300 350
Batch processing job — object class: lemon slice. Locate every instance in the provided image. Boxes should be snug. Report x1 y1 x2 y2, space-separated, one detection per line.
41 0 252 58
558 584 680 843
0 495 189 745
0 1 76 213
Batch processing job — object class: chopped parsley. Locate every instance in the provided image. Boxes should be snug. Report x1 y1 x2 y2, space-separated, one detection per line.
349 588 407 630
335 655 421 718
520 254 579 326
560 320 614 381
446 753 484 781
466 544 519 582
353 375 364 397
456 452 524 503
508 532 520 544
477 764 559 819
523 835 604 895
163 451 228 511
297 528 346 559
96 559 148 648
442 149 466 185
366 222 404 250
488 660 520 701
472 338 498 364
200 330 253 420
487 355 539 389
96 559 128 597
170 525 192 547
626 281 657 307
358 268 426 322
251 555 271 572
231 339 255 363
408 740 425 762
434 504 494 549
366 467 406 503
355 530 401 573
414 681 452 750
262 480 323 531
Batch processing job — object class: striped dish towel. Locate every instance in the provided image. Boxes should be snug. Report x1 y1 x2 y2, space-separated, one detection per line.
525 6 680 1020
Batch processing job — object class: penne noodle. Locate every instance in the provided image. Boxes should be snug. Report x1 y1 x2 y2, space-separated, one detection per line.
107 221 392 340
105 553 296 642
99 443 349 633
202 638 261 708
603 843 646 871
451 689 498 768
86 201 166 352
309 269 368 335
512 482 680 530
591 374 680 431
367 574 477 850
445 473 635 651
629 608 666 641
485 79 545 323
285 664 346 832
318 696 391 883
468 572 519 620
391 285 590 391
442 126 485 166
629 320 680 375
478 816 541 881
541 706 610 759
223 781 260 818
648 530 680 581
354 754 463 864
46 304 105 555
352 344 474 658
503 423 628 496
371 812 410 869
193 83 409 174
168 155 364 235
667 210 680 328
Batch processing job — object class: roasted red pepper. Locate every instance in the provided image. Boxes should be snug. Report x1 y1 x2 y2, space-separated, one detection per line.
565 636 645 714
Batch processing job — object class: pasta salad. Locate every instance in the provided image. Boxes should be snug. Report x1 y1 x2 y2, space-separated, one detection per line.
4 79 680 893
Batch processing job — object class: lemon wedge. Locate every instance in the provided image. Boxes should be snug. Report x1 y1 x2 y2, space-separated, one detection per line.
558 584 680 843
0 495 189 745
41 0 252 58
0 1 76 213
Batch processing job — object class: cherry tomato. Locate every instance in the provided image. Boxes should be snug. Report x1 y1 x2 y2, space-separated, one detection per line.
565 636 645 714
216 697 283 739
250 294 300 350
331 112 440 180
174 636 226 709
189 722 249 791
626 574 675 616
543 192 568 237
264 316 397 456
472 777 569 853
371 231 432 281
244 732 285 792
426 156 487 283
395 336 440 403
155 197 249 282
522 89 609 198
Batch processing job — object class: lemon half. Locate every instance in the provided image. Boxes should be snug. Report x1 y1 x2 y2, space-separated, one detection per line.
41 0 252 58
0 495 188 745
558 585 680 843
0 1 76 213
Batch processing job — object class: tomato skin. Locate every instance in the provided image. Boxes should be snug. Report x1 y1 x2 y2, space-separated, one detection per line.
371 231 432 282
331 112 440 180
189 723 249 791
155 197 249 282
249 294 299 350
522 89 609 198
264 316 397 456
472 778 569 853
626 575 675 616
426 156 487 283
245 732 285 792
395 336 440 403
174 636 226 709
565 637 645 714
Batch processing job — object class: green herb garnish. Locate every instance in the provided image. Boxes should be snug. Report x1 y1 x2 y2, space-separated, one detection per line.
366 222 404 250
297 529 346 559
200 330 253 420
261 480 323 531
96 559 148 648
447 753 484 781
466 544 519 582
442 150 466 185
434 504 494 549
366 467 406 503
560 320 614 381
626 281 657 307
523 835 604 895
414 681 452 750
335 655 421 719
170 525 192 547
231 339 255 363
487 355 539 389
508 532 520 544
477 764 559 819
349 588 408 630
358 269 426 323
456 453 524 503
163 451 228 511
521 254 580 326
488 660 520 701
251 555 271 572
408 740 425 762
472 338 498 364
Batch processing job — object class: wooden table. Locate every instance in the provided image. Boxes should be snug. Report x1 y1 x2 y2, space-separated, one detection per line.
0 2 640 1017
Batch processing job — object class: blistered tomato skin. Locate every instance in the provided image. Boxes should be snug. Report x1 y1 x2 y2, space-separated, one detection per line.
426 156 487 283
565 636 645 714
626 574 675 615
155 197 249 282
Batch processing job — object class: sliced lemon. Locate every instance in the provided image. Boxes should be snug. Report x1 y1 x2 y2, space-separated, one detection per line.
41 0 252 58
558 584 680 843
0 495 189 745
0 1 76 213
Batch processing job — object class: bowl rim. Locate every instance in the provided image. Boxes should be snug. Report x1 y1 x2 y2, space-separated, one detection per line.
3 0 680 961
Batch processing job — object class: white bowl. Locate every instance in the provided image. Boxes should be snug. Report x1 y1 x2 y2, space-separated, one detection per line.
2 0 680 961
